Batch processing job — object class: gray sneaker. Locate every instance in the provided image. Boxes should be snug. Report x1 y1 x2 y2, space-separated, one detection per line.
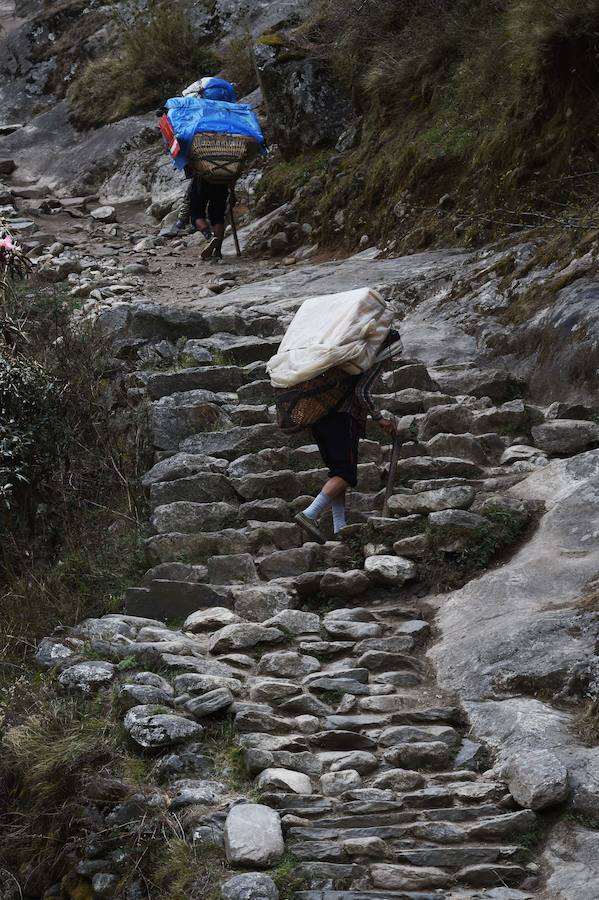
294 512 326 545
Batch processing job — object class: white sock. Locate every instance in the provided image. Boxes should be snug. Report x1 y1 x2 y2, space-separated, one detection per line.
332 497 347 533
303 491 332 520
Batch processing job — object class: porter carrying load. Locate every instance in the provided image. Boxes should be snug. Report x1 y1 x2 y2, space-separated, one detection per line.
159 94 266 183
267 287 398 431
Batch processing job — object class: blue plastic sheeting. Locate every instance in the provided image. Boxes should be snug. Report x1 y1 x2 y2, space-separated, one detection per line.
164 96 266 170
199 78 237 102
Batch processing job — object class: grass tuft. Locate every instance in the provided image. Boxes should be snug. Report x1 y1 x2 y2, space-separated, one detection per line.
68 0 220 128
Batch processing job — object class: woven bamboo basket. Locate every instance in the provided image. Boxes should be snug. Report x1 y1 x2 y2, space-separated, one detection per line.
188 132 258 182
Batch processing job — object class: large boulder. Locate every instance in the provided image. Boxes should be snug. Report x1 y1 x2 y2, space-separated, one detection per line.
123 705 203 749
254 43 352 154
532 420 599 455
504 750 569 809
224 802 284 866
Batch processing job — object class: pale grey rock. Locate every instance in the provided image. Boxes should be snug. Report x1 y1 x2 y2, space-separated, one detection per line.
129 672 173 693
182 340 213 364
35 636 83 668
370 863 453 890
371 768 425 790
419 404 473 441
343 836 387 857
504 750 569 809
258 651 320 678
430 450 599 815
124 705 203 748
248 679 299 703
209 624 284 655
58 661 115 694
532 419 599 454
119 683 174 710
383 362 438 392
379 724 459 747
324 606 374 622
208 553 258 584
467 809 536 840
364 554 416 585
184 607 242 633
323 619 382 640
185 688 234 718
389 484 475 515
329 751 378 774
256 767 313 794
151 501 239 534
542 819 599 899
91 205 116 222
500 444 547 466
150 392 231 451
142 452 227 487
472 399 529 435
72 617 134 641
170 778 227 809
397 455 484 480
383 741 453 769
320 568 370 597
221 872 279 900
392 533 429 557
262 609 320 634
174 673 242 696
426 432 488 464
232 583 294 622
224 802 284 866
320 768 362 796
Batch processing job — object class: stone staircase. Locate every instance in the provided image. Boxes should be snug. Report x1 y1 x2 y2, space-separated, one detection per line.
38 302 599 898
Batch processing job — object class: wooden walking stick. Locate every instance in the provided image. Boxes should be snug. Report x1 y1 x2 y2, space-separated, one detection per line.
382 430 402 518
229 199 241 258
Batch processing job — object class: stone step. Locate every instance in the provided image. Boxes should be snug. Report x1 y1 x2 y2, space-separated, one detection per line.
232 464 383 502
145 519 301 565
125 580 232 621
258 543 352 580
180 423 306 459
229 441 384 477
149 472 238 506
186 332 280 364
141 365 247 399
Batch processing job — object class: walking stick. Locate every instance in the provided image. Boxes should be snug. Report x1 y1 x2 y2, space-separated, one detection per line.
382 430 402 518
229 200 241 257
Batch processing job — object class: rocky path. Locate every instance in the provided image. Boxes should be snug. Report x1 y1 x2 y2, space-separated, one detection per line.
35 253 599 899
8 180 599 897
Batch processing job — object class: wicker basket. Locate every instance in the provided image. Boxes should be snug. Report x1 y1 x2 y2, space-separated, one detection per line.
274 368 353 432
188 132 258 182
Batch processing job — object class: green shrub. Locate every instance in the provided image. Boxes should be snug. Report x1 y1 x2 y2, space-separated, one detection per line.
0 282 150 683
69 0 220 128
286 0 599 249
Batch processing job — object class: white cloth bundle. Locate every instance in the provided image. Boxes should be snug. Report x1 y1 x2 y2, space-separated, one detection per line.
267 287 394 389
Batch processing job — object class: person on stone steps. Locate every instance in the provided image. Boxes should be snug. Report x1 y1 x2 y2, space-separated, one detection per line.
295 329 402 544
160 76 237 256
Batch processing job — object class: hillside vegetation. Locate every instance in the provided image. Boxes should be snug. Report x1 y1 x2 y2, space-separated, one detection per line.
259 0 599 249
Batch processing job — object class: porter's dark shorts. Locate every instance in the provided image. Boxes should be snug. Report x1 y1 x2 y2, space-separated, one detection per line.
189 177 229 226
311 411 360 487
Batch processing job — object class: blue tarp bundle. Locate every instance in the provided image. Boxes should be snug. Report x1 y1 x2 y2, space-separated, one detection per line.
164 96 266 170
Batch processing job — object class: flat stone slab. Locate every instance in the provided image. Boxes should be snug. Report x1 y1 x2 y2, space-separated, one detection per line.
430 450 599 814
